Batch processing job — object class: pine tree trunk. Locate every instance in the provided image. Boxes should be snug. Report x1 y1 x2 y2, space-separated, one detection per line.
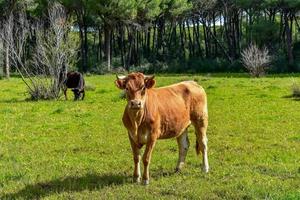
196 19 203 57
83 25 88 72
203 23 209 58
162 23 166 59
126 26 133 70
179 22 186 60
285 12 294 65
136 30 139 65
79 25 85 72
213 13 217 56
118 26 125 68
97 28 102 62
5 44 9 78
147 27 151 57
153 23 157 56
186 20 194 58
104 25 111 71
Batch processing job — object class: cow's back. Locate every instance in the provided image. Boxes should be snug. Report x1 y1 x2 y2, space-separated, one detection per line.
65 72 84 89
148 81 207 138
154 81 207 113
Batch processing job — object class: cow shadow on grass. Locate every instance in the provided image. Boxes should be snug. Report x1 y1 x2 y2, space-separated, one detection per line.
1 173 129 199
282 95 300 101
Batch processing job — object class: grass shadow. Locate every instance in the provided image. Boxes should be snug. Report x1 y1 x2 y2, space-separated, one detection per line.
0 98 28 104
1 173 129 199
282 95 300 101
151 167 183 179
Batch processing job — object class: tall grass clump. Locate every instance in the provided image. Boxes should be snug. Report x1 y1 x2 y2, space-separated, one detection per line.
291 82 300 97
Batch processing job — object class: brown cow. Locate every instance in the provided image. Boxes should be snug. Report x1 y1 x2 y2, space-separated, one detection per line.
115 72 209 185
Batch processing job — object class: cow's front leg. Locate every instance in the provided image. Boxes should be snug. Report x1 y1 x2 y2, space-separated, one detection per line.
81 90 85 100
128 134 141 183
142 137 157 185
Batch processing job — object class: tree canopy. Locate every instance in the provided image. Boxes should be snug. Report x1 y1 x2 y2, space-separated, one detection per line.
1 0 300 75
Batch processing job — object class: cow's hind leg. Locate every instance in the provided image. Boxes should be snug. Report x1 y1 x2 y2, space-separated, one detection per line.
193 116 209 173
175 129 190 172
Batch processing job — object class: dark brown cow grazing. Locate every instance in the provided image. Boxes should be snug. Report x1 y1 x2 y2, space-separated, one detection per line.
63 71 85 100
115 72 209 185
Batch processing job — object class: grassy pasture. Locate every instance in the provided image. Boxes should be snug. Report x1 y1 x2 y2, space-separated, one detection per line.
0 74 299 199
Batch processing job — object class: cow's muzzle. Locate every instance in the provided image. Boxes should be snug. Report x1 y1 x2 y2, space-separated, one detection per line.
129 100 142 109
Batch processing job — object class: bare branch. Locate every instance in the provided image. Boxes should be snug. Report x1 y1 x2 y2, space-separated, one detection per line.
29 2 77 100
241 43 271 77
1 3 77 100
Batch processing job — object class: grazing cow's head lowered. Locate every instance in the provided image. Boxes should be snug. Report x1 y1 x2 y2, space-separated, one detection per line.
115 73 155 110
71 88 81 100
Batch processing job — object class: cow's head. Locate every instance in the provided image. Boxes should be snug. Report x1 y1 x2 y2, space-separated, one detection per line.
115 72 155 110
72 88 81 100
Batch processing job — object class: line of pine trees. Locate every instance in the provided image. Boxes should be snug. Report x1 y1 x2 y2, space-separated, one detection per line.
1 0 300 76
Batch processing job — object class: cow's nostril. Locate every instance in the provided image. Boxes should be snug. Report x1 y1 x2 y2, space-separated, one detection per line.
130 100 142 108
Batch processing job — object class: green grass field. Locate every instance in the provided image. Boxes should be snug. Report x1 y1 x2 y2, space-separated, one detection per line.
0 74 299 199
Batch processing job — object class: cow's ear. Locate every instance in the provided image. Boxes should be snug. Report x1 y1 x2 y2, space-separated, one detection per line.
115 75 127 89
145 76 155 89
115 79 126 89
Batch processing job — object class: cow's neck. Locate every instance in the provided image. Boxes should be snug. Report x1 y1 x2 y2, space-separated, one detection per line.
126 106 145 145
127 107 145 129
126 91 153 134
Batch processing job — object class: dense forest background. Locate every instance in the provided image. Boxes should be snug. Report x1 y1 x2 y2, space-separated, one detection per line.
0 0 300 77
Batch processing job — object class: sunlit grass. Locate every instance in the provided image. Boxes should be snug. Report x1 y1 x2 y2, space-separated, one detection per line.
0 74 299 199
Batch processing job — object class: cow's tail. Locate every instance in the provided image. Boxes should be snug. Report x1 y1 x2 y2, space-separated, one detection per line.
193 104 208 156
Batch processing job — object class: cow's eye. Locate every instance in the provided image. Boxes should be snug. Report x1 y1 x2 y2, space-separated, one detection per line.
125 87 129 91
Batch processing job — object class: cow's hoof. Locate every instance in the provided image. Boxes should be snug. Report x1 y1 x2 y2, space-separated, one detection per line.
143 179 149 185
175 168 181 173
133 177 141 183
202 166 209 173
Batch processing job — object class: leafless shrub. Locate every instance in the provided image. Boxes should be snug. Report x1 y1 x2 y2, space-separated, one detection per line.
0 3 77 100
85 83 96 91
0 12 14 79
0 9 35 89
112 67 127 74
241 43 271 77
29 3 77 100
